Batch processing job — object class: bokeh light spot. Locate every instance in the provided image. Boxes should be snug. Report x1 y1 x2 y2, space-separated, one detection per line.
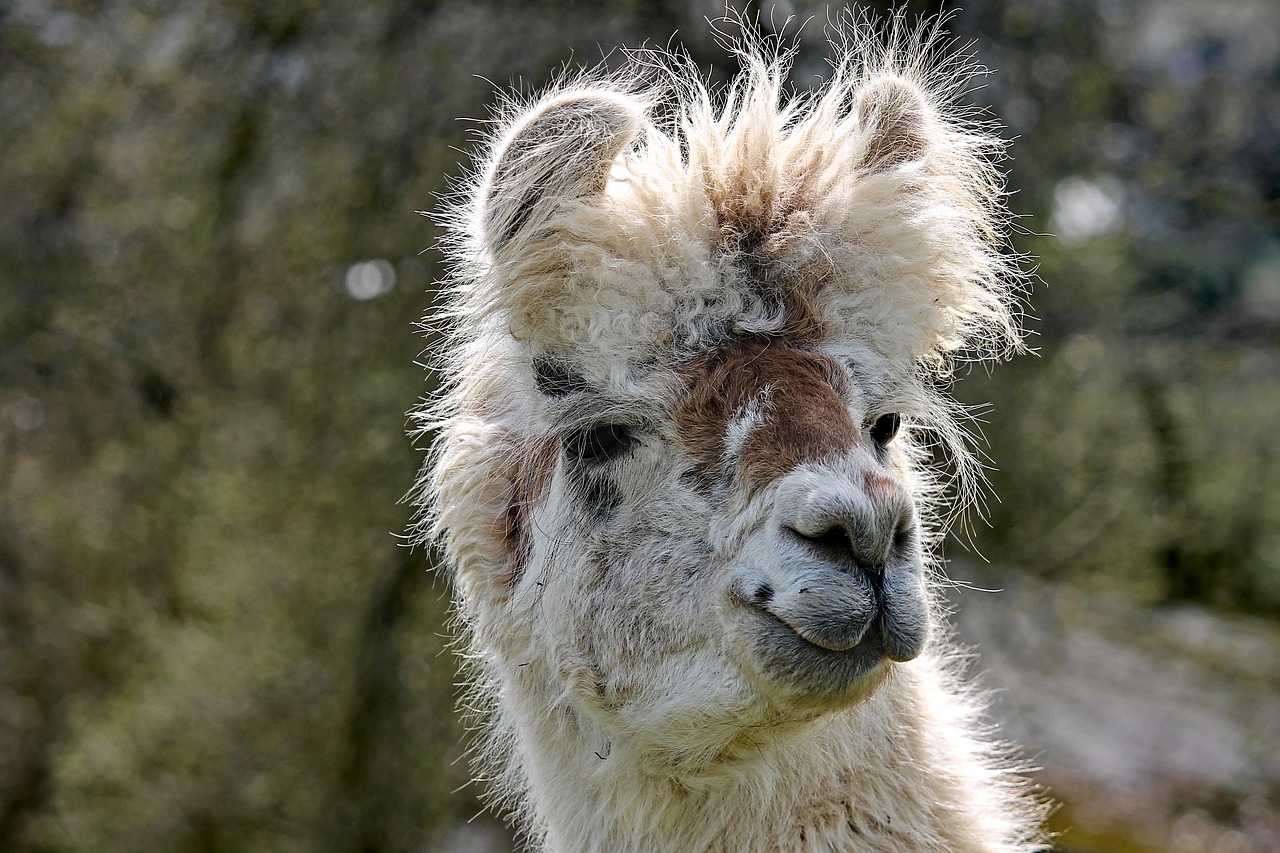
344 259 396 300
1051 176 1126 245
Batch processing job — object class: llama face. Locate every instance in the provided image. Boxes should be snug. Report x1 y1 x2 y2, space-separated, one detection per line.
425 64 1022 774
514 331 929 728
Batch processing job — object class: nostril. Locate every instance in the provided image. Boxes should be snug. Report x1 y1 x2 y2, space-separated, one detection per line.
787 524 857 567
811 525 851 554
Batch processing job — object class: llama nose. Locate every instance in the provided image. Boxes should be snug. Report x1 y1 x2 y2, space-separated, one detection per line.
782 488 915 574
762 489 921 655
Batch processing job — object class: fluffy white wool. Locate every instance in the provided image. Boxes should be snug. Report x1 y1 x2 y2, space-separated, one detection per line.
412 15 1046 853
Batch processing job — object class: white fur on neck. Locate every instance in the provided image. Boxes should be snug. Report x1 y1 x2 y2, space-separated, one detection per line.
506 650 1038 853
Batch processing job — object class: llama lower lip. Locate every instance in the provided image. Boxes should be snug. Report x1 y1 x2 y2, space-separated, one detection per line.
762 608 881 658
741 604 888 702
775 610 871 652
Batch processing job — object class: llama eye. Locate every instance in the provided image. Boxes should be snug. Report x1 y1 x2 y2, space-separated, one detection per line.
870 413 901 447
566 423 635 463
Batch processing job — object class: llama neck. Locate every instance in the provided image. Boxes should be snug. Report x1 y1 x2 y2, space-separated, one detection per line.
507 654 1038 853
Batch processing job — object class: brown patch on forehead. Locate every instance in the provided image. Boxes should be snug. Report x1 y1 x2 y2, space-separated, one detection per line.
674 338 859 496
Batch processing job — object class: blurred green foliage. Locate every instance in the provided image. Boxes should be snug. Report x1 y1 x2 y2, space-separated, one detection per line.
0 0 1276 850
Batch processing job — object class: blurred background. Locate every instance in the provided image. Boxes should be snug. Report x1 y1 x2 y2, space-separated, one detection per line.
2 0 1278 850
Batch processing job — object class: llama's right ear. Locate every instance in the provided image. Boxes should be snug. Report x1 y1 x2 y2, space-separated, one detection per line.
479 90 645 253
853 74 931 172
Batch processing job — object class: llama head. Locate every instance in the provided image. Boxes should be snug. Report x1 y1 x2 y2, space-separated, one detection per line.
418 40 1022 781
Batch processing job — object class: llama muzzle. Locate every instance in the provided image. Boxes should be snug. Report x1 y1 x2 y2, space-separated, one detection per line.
731 460 929 668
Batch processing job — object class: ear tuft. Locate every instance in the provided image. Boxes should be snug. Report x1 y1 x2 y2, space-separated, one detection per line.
854 75 930 171
480 90 645 252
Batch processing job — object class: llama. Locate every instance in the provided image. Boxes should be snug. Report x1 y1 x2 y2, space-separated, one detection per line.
413 22 1048 853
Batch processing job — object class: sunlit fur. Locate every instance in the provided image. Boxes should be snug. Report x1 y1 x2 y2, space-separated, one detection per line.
412 16 1047 853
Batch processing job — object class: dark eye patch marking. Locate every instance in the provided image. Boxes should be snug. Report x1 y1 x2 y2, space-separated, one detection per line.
561 423 637 521
533 356 593 398
570 471 623 520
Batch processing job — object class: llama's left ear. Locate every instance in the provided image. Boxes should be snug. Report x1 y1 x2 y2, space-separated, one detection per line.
854 75 931 171
479 90 646 254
